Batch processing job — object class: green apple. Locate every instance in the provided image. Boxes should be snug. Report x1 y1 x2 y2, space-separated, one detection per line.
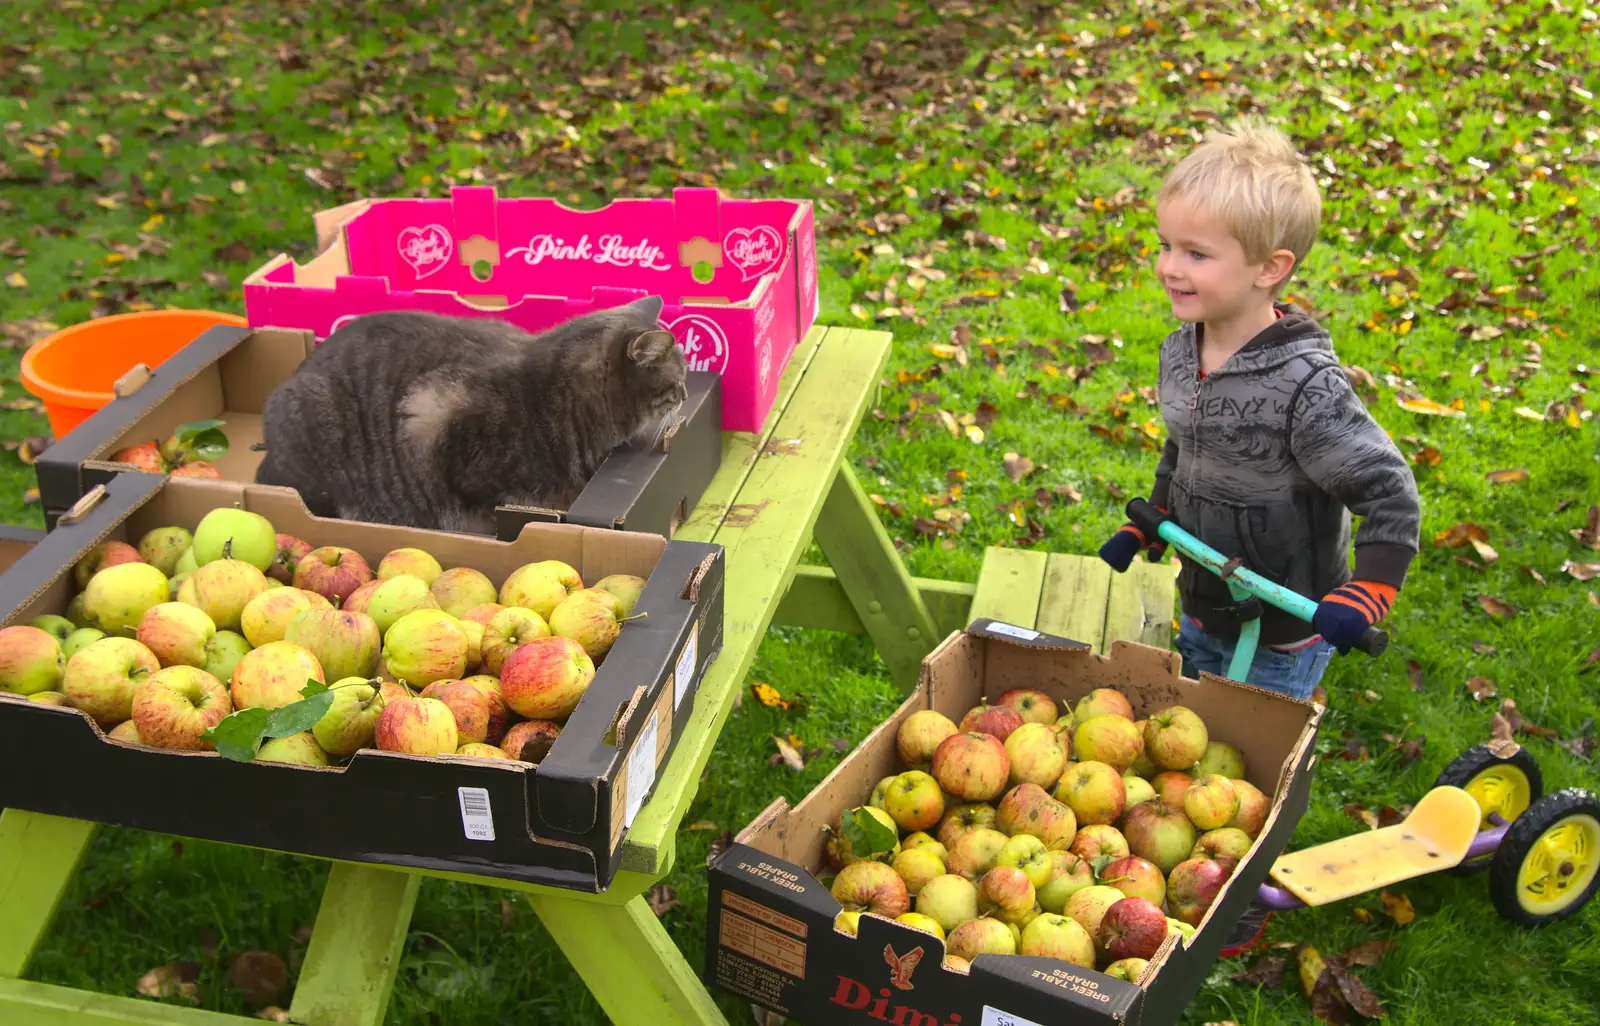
85 561 172 636
229 639 326 711
192 507 278 571
499 560 583 620
430 567 498 618
62 636 160 727
239 587 330 648
65 592 96 630
311 677 386 756
365 574 440 635
592 573 647 617
256 731 332 766
0 625 66 695
285 608 381 682
134 602 217 668
547 588 626 663
137 527 194 576
479 606 549 675
64 627 106 659
202 630 252 682
173 547 198 577
29 690 73 707
29 614 75 645
177 559 270 631
382 610 468 688
376 547 443 586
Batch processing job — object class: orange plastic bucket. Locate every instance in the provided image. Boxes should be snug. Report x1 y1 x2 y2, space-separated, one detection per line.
21 309 249 438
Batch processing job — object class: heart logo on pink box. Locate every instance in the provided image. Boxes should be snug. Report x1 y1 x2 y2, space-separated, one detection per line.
723 226 785 282
397 224 453 280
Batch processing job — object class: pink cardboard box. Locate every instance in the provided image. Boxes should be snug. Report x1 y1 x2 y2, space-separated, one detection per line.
242 186 819 433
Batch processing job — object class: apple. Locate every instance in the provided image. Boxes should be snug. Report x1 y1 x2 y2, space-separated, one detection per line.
995 687 1058 725
831 860 910 919
341 579 381 615
293 546 374 606
173 547 199 578
958 703 1024 742
419 679 491 745
192 508 277 571
945 827 1008 880
286 608 382 682
1122 771 1157 810
902 832 948 861
374 696 459 755
110 443 168 473
894 911 946 941
592 573 647 617
73 541 144 591
891 848 945 896
1070 824 1130 872
1055 760 1126 826
62 637 160 726
1004 721 1068 789
979 865 1036 913
256 731 332 766
499 718 562 763
1151 770 1196 808
461 602 506 627
203 630 252 682
230 640 325 710
930 731 1009 802
63 627 106 659
29 614 75 645
1144 705 1209 770
996 783 1075 844
431 568 499 618
896 709 959 769
28 691 72 707
1019 913 1095 966
240 587 331 648
1074 687 1134 722
65 592 95 629
170 462 222 479
1227 778 1271 838
135 528 195 576
86 561 172 636
130 665 232 750
312 677 387 756
1128 722 1161 779
947 918 1016 961
1184 774 1240 830
108 718 144 744
1193 827 1254 873
1063 884 1126 946
499 636 595 721
377 547 443 586
178 559 270 631
134 602 216 669
834 911 863 937
1100 896 1169 962
0 625 66 695
365 574 441 635
500 560 583 620
456 742 514 760
547 588 626 663
915 873 979 933
883 770 946 832
1037 850 1096 913
995 834 1054 890
1104 957 1151 984
868 775 898 810
481 607 551 675
456 620 484 674
943 954 971 973
267 534 314 585
936 802 999 849
383 609 470 687
460 674 510 745
1193 740 1247 780
1166 917 1197 944
1101 855 1167 906
1168 857 1229 926
1123 798 1199 874
1074 714 1144 772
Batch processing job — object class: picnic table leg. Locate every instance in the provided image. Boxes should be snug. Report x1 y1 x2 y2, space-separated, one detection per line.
813 462 939 692
0 809 100 979
287 863 420 1026
526 891 726 1026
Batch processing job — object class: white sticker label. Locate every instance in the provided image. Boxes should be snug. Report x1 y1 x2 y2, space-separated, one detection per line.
981 1007 1046 1026
624 711 660 829
986 621 1041 641
457 787 495 841
674 621 700 708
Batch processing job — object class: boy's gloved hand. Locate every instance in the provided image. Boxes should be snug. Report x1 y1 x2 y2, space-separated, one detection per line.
1097 508 1168 572
1313 580 1396 654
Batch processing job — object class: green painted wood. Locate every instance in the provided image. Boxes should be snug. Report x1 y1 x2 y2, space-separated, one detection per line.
525 892 725 1026
813 464 939 692
621 327 893 873
1103 557 1179 651
775 565 974 639
0 976 260 1025
0 810 100 979
968 547 1049 628
1036 554 1113 650
286 863 420 1026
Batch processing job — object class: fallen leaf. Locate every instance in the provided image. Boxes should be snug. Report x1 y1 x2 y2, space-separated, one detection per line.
1469 537 1499 563
771 735 804 772
1331 940 1395 968
751 682 791 709
256 1008 292 1023
1498 699 1561 741
1054 483 1082 504
1489 709 1522 756
15 435 51 464
1470 641 1497 655
1485 468 1529 484
1561 560 1600 582
964 424 985 444
1296 945 1328 1001
228 951 287 1008
137 963 200 1004
1344 803 1379 830
1522 566 1547 586
1570 505 1600 549
1433 522 1489 548
1466 676 1498 701
3 272 25 289
646 885 679 917
1330 963 1385 1018
1476 595 1517 618
1396 393 1465 417
1003 451 1036 483
1406 660 1425 692
1379 889 1414 926
1352 907 1373 923
687 819 720 831
1231 956 1286 987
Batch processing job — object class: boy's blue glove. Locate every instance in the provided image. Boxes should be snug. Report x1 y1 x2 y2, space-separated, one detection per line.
1097 507 1168 572
1313 581 1397 654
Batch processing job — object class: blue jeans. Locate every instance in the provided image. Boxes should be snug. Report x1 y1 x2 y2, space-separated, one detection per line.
1174 618 1334 701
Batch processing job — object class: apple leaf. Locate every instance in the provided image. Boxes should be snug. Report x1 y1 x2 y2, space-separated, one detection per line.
263 680 335 738
174 418 229 461
841 806 898 860
203 680 334 761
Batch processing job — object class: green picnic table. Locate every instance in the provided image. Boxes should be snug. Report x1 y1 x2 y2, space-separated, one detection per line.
0 323 948 1026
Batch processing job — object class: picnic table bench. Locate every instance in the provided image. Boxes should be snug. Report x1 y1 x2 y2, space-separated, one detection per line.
0 321 1176 1026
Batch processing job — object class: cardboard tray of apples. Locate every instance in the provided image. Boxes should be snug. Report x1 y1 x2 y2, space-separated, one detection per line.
705 621 1321 1026
0 472 723 893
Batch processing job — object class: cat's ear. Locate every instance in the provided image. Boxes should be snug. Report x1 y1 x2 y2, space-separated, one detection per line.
623 294 665 322
626 329 678 364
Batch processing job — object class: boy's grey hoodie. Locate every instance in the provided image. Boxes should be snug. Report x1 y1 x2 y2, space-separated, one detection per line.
1149 304 1421 646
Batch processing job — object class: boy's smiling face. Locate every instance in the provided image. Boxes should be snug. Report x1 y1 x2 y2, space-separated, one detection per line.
1154 196 1292 328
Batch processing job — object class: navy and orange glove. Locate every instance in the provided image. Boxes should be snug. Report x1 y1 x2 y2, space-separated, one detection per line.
1098 509 1168 573
1313 581 1396 654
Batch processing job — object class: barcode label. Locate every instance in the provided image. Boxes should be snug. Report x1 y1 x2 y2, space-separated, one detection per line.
624 711 660 829
674 622 700 708
457 787 495 841
986 621 1041 640
981 1007 1044 1026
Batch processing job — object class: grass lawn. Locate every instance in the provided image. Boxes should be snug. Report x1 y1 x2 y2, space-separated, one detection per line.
3 0 1599 1023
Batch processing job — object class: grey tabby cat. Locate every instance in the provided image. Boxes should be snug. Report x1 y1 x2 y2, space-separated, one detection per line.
255 294 688 535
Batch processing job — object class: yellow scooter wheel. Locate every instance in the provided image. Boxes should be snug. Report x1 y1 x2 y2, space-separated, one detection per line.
1489 789 1600 925
1435 743 1542 875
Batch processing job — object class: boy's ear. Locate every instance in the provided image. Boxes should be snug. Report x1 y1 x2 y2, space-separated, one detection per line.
1256 248 1297 291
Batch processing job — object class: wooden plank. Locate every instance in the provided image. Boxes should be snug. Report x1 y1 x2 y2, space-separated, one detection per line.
775 565 973 639
620 327 892 873
1102 557 1179 652
0 810 99 980
1036 554 1113 650
675 324 830 543
286 863 420 1026
967 547 1048 629
0 976 260 1025
813 464 939 692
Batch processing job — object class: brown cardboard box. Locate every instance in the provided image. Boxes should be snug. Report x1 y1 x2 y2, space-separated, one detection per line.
34 324 722 540
705 619 1322 1025
0 473 724 892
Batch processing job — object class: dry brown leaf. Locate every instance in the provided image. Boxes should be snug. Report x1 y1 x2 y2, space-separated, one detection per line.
137 963 200 1004
771 735 804 772
1523 566 1547 586
1485 468 1529 484
1561 560 1600 582
1332 940 1396 968
1231 956 1285 987
1468 537 1499 563
1330 963 1386 1018
1053 483 1082 504
1466 676 1498 701
256 1008 292 1024
1003 450 1036 483
1379 888 1415 926
1406 659 1425 692
1433 521 1489 548
646 884 679 916
1476 595 1518 618
1571 505 1600 549
1395 393 1465 417
228 951 287 1008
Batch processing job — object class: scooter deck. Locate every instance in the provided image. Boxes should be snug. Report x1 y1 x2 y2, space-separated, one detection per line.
1268 785 1481 906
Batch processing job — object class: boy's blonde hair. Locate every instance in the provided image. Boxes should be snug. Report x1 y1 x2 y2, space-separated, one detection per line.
1159 118 1322 280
